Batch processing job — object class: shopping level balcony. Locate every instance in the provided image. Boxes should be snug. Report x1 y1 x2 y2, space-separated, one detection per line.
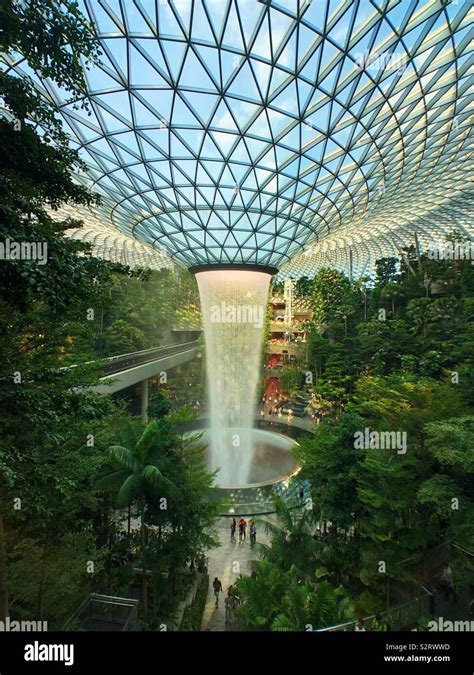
269 322 307 333
266 341 306 356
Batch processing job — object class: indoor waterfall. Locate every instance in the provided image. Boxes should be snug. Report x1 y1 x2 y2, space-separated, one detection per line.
196 269 271 486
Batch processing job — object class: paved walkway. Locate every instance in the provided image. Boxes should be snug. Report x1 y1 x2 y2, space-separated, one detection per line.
200 517 271 631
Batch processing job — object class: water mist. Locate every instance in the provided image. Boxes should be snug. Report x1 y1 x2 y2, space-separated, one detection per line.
196 270 271 487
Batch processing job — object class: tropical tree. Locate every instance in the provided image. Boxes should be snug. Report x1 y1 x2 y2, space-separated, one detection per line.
147 390 172 421
375 257 399 286
311 268 356 334
257 498 321 578
295 276 313 299
0 0 105 622
272 578 354 632
295 414 364 535
97 421 177 614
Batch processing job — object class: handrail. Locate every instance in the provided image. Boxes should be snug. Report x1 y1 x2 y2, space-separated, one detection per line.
316 541 473 632
89 593 138 604
104 340 199 362
62 593 139 631
100 340 200 375
219 496 301 516
315 592 432 632
61 340 200 372
451 542 473 557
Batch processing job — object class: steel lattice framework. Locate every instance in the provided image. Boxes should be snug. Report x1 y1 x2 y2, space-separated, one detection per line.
3 0 473 276
51 204 177 270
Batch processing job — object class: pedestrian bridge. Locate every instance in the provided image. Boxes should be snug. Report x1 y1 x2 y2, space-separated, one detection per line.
93 340 201 395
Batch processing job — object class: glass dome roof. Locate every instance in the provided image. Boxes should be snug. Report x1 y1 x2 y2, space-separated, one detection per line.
3 0 473 275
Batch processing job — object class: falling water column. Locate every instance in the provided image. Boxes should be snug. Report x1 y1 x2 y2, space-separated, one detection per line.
195 269 271 487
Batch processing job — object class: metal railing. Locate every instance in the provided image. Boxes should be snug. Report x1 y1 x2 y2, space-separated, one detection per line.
102 340 200 375
62 593 139 631
61 340 200 377
219 496 301 517
317 541 473 632
315 593 433 632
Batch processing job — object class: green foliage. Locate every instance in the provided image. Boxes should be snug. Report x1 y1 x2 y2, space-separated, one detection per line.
311 268 356 334
296 238 474 620
98 421 178 509
0 0 207 630
375 257 399 286
279 363 303 397
295 414 364 531
0 1 101 99
8 532 103 629
295 276 313 298
257 498 321 577
179 574 209 631
234 500 355 631
97 409 219 624
74 268 201 359
148 390 172 420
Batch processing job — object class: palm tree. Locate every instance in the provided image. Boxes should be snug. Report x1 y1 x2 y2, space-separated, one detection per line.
97 421 176 614
256 497 321 577
272 579 354 631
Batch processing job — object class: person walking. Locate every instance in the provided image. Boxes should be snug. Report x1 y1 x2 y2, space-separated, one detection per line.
238 518 247 542
442 564 456 600
299 487 305 506
249 520 257 545
213 577 223 607
230 518 236 540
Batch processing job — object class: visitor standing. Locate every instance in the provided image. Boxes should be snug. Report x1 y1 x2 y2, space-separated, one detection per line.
371 614 387 631
230 518 236 540
238 518 247 541
224 594 232 624
250 520 257 545
354 618 366 631
226 585 236 625
213 577 223 607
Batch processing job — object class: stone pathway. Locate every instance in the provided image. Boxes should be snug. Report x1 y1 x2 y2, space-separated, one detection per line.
200 517 271 631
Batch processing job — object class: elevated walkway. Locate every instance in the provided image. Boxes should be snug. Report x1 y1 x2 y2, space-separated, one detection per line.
92 340 201 394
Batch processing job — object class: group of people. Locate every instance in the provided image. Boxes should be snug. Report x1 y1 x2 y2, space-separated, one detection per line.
212 578 242 614
230 517 257 544
355 615 389 631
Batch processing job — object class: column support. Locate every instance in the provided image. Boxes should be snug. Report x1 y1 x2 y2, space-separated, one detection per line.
141 378 149 425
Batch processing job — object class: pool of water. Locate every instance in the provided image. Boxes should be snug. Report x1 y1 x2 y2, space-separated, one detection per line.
198 427 300 488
